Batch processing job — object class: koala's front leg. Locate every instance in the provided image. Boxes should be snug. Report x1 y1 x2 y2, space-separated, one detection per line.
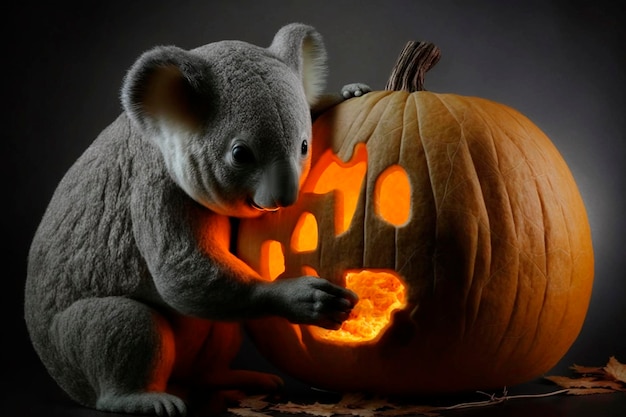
131 178 356 328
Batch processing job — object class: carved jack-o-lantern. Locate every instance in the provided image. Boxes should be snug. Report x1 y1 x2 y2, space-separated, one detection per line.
236 42 594 394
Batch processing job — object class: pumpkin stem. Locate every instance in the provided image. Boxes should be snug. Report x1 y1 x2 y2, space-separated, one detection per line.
385 41 441 92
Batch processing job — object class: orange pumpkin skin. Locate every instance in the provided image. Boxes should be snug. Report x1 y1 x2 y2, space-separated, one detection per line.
237 90 594 394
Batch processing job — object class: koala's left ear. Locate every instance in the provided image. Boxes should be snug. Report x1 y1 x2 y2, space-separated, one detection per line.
269 23 328 107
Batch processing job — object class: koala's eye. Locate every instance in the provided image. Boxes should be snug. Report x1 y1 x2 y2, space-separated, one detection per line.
232 145 255 164
301 139 309 157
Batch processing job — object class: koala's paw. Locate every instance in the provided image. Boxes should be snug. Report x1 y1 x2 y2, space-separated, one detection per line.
341 83 372 99
270 277 359 330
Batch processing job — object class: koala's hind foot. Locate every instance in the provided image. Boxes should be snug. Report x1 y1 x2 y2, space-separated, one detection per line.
96 392 187 417
48 297 183 416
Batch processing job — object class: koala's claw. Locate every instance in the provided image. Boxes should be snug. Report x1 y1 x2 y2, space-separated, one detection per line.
341 83 372 99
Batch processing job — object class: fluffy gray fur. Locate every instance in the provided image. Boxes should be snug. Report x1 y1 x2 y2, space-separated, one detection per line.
25 23 366 417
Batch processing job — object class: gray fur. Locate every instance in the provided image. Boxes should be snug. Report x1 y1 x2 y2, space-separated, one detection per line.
25 23 363 417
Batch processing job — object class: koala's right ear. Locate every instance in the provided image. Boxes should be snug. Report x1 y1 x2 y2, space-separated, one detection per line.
269 23 328 107
121 46 213 133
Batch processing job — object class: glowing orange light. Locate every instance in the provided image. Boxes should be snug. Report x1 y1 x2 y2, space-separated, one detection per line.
303 143 368 235
375 165 411 226
312 270 407 342
291 212 318 253
301 265 319 277
259 240 285 281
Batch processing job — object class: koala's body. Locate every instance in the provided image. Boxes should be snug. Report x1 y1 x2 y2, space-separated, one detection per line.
25 24 365 416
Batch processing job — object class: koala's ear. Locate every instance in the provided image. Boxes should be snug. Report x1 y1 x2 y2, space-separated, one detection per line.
269 23 328 107
121 46 212 132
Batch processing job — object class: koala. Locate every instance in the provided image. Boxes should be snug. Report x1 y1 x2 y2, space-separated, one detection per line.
25 23 368 417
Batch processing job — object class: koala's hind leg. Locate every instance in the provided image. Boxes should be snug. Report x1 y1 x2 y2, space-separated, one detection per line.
49 297 187 417
165 318 282 410
188 321 284 393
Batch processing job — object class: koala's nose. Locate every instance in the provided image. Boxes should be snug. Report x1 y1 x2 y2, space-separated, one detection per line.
276 184 298 207
254 160 300 210
271 160 299 208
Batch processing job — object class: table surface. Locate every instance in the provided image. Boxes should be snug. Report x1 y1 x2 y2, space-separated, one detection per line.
7 363 625 417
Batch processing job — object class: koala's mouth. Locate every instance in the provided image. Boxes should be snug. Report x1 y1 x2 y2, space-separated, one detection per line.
247 198 280 213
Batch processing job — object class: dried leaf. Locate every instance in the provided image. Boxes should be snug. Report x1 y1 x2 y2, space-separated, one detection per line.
336 393 391 412
566 388 621 396
228 395 276 417
228 407 274 417
570 364 604 375
545 356 626 396
378 404 441 416
545 375 624 391
604 356 626 383
267 394 440 417
237 395 271 410
270 401 335 417
335 392 368 407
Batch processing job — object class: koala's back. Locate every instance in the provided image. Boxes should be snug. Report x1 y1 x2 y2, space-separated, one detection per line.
25 114 159 352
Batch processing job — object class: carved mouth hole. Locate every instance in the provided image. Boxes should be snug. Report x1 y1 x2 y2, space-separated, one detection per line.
312 269 407 343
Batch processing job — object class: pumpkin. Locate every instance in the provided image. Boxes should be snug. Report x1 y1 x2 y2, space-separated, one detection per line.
236 42 594 394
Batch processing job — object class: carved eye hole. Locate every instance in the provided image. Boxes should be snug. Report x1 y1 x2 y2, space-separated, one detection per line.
232 145 255 164
301 139 309 157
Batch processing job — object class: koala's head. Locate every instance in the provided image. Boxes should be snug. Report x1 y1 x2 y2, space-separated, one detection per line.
121 23 327 217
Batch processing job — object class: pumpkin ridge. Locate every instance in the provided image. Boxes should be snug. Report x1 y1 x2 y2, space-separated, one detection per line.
462 100 543 253
497 165 528 363
464 97 542 178
474 107 522 241
494 269 522 361
527 212 553 360
412 92 439 298
468 97 524 347
417 93 476 344
426 94 474 212
542 151 579 293
477 102 533 363
394 94 416 275
465 97 553 334
495 100 543 145
357 96 395 268
385 94 413 288
472 98 575 367
411 91 448 298
533 171 574 358
415 93 450 215
430 94 486 342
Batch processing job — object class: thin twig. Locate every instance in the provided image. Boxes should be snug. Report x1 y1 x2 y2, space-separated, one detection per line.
443 388 571 411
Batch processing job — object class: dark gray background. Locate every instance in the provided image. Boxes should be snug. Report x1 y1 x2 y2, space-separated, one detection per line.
4 1 624 415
